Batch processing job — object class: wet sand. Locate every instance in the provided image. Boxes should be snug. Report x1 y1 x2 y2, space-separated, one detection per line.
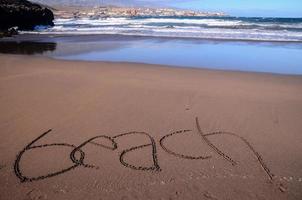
2 34 302 74
0 54 302 200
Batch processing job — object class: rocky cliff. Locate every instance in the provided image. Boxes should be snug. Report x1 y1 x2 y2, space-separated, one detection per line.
0 0 54 31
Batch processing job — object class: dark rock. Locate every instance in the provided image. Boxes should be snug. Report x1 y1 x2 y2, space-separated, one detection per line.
0 0 54 31
0 27 18 37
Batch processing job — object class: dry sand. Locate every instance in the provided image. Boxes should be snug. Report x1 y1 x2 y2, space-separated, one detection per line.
0 54 302 200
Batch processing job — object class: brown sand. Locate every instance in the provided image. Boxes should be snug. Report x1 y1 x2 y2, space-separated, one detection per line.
0 54 302 200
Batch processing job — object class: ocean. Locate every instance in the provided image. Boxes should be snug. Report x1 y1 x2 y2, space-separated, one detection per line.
29 16 302 42
2 16 302 74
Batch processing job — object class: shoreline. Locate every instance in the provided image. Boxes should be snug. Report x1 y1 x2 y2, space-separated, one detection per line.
47 56 302 77
1 33 302 75
2 53 302 77
3 32 302 44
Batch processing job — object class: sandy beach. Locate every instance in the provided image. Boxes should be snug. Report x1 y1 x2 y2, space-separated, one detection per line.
0 54 302 200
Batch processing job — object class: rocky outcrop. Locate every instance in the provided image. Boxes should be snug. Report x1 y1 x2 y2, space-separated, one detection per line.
0 27 18 37
0 0 54 31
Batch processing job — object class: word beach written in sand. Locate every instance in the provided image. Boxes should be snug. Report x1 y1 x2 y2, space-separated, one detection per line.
14 117 273 183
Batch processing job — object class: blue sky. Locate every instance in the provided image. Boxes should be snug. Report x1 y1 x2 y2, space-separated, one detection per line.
166 0 302 17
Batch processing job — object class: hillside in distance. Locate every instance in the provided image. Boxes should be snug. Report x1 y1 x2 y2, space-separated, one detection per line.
30 0 226 18
30 0 160 7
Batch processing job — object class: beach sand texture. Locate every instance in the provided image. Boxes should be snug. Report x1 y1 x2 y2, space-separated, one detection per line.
0 55 302 200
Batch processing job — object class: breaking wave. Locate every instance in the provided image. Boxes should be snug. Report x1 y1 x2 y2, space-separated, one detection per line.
24 16 302 42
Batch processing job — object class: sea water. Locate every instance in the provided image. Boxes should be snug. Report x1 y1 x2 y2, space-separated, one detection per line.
4 16 302 74
30 16 302 42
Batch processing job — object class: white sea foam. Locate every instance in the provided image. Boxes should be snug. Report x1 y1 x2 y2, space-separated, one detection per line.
23 17 302 42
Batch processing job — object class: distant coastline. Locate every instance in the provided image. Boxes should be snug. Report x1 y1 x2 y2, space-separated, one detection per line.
52 5 226 19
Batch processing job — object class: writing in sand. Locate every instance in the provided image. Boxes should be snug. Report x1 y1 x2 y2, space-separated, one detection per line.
14 117 274 183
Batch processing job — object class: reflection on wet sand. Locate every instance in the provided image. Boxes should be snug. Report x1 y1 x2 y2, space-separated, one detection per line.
0 42 56 55
1 34 302 74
